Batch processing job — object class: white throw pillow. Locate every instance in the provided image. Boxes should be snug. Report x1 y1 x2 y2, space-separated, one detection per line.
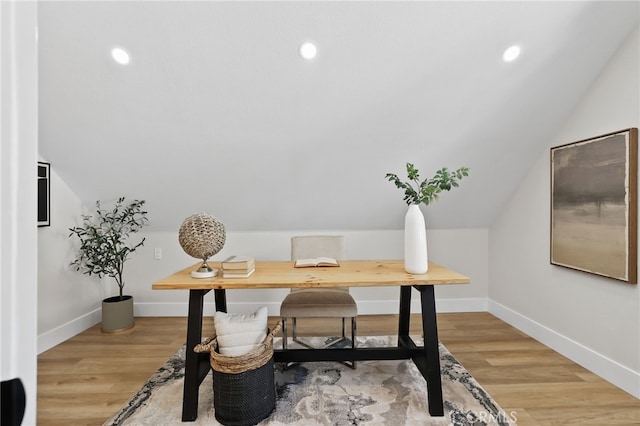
214 306 268 356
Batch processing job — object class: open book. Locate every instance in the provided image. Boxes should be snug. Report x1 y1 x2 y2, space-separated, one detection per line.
294 257 340 268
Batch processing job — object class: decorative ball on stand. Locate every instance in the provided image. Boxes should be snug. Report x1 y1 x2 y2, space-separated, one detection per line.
178 213 226 278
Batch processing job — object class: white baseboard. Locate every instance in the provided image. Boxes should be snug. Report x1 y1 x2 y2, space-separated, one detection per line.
37 308 101 354
434 298 488 313
489 300 640 399
134 297 489 317
355 297 488 314
133 302 283 317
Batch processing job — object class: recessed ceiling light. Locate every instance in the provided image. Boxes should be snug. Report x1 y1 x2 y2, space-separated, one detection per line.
502 45 521 63
111 47 131 65
299 42 317 60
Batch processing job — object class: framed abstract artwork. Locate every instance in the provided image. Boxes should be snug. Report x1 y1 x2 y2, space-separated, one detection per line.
550 128 638 284
38 162 50 227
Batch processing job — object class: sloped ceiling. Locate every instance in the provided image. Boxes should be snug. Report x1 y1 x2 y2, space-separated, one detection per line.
37 1 639 232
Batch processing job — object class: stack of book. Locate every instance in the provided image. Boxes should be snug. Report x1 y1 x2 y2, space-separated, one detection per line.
221 256 255 278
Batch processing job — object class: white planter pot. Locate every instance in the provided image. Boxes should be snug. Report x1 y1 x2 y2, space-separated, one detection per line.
404 204 428 274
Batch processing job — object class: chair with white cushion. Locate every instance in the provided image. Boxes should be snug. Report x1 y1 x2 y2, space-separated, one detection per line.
279 235 357 369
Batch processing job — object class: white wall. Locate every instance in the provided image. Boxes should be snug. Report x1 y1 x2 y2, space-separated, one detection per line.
489 27 640 398
37 166 102 353
0 1 39 424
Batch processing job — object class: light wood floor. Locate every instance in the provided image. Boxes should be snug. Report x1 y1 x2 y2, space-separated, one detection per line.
37 313 640 425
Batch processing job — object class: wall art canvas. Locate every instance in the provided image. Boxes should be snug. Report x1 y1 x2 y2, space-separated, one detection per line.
550 128 638 283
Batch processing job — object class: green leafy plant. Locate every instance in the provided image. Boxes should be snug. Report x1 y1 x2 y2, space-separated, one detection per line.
385 163 470 206
69 197 149 300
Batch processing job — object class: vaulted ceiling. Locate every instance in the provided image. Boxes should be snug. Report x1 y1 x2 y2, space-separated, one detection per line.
37 1 639 232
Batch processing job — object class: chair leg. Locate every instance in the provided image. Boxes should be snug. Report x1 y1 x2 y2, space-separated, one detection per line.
287 316 358 370
351 316 356 347
351 316 357 370
282 318 288 350
292 317 297 341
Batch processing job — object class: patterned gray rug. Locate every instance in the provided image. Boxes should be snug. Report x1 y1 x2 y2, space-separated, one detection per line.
104 336 516 425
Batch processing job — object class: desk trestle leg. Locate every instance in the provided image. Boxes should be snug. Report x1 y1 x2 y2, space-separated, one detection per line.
418 285 444 416
398 285 444 417
182 289 210 422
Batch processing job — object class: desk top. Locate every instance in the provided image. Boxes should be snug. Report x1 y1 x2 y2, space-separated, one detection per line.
152 260 469 290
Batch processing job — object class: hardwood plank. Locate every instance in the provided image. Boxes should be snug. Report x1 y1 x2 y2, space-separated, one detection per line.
485 382 640 409
528 406 640 425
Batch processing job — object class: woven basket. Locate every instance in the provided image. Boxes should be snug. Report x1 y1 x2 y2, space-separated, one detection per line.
194 322 281 426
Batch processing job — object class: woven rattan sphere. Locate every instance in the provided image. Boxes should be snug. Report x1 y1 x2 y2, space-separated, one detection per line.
178 213 226 260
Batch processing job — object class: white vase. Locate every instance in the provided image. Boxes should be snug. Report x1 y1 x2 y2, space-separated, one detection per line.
404 204 428 274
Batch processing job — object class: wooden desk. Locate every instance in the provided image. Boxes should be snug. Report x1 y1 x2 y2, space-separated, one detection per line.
153 260 469 422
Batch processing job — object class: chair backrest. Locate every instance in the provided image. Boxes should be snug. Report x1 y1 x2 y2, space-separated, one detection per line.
290 235 345 261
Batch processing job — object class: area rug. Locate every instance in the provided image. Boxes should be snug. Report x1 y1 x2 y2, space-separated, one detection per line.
104 336 516 426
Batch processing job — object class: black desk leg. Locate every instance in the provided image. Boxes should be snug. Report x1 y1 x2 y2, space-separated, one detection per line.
214 289 227 313
398 285 412 341
182 290 207 422
419 285 444 416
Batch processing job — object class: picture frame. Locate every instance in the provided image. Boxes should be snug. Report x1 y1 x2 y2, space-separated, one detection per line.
38 162 50 227
550 128 638 284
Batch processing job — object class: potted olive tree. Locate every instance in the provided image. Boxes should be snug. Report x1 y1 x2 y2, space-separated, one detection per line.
69 197 148 332
386 163 469 274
